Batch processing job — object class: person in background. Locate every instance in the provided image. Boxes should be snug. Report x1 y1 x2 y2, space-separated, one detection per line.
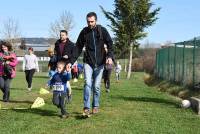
115 61 122 82
72 61 78 82
103 45 114 93
77 63 84 79
22 47 39 91
54 30 74 63
0 41 18 102
47 48 57 80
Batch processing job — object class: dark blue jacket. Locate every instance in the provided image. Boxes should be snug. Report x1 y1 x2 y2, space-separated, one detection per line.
49 72 71 93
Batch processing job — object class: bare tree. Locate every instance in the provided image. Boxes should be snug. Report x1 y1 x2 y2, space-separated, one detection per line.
1 17 21 49
49 11 74 38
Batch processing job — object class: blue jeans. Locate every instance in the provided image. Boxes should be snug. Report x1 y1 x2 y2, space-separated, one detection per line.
83 63 104 109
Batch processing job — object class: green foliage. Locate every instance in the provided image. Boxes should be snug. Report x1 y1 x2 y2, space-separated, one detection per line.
100 0 160 57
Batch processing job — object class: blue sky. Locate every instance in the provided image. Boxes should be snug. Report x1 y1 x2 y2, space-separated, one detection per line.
0 0 200 44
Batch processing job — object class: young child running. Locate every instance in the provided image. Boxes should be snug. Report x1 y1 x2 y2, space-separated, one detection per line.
48 61 71 118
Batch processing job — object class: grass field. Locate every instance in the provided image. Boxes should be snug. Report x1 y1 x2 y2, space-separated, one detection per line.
0 72 200 134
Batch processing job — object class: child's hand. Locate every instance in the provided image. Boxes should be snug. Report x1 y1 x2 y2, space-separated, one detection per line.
66 63 71 72
5 61 10 64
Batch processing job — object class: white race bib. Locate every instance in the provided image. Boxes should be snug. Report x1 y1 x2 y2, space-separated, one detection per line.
53 85 64 91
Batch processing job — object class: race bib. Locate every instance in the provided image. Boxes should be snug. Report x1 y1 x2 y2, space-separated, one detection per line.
53 85 64 91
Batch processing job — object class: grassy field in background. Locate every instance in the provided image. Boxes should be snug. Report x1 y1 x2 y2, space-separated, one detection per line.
0 72 200 134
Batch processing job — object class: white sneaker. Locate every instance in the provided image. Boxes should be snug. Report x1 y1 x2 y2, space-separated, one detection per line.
27 87 32 91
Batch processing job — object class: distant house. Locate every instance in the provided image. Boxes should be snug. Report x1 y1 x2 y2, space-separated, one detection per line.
14 37 56 61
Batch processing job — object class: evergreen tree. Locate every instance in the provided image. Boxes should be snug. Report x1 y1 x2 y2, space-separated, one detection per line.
101 0 160 79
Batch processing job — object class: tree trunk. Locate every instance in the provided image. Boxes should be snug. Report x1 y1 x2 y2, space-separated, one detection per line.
127 43 133 79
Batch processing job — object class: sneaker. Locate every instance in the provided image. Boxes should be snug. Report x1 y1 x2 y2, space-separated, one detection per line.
92 107 99 114
27 87 32 91
61 114 69 119
106 89 110 93
73 78 78 83
82 109 91 117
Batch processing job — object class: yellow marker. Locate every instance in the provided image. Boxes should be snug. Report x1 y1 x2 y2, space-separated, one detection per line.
39 88 50 95
31 97 45 108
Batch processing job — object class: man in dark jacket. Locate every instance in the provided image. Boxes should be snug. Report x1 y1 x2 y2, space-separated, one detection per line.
54 30 74 64
68 12 114 117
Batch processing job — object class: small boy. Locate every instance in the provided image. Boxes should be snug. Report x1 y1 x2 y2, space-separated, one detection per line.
49 61 71 118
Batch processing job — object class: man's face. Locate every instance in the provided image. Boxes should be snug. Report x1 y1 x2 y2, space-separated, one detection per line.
87 16 96 29
60 32 67 42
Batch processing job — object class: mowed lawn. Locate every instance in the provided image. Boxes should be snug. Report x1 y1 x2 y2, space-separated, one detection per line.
0 72 200 134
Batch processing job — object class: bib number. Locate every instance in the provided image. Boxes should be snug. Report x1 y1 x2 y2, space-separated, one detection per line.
53 85 64 91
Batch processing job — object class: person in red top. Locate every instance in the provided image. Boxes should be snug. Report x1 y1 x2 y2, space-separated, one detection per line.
0 41 18 102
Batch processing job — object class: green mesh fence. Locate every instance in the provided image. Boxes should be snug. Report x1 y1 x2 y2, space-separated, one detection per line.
155 38 200 88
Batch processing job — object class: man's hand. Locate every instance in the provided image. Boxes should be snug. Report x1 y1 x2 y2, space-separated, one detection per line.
106 58 113 65
66 63 72 72
63 55 68 59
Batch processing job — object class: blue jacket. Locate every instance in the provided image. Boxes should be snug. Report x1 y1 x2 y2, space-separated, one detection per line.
49 72 71 93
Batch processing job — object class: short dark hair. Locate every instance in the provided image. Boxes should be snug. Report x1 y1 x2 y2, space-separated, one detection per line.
86 12 97 20
0 41 13 51
60 30 68 35
28 47 33 51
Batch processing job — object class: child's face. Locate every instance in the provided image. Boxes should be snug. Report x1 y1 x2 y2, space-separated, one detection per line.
57 64 65 73
49 52 54 56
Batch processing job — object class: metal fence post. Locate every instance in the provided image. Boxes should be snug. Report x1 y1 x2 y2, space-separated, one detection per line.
182 42 185 84
168 47 170 80
193 38 196 88
174 44 177 82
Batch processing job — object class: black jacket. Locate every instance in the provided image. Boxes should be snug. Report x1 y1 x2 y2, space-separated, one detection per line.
71 25 113 68
54 39 74 64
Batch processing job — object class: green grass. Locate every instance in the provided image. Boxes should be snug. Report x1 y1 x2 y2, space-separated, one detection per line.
0 72 200 134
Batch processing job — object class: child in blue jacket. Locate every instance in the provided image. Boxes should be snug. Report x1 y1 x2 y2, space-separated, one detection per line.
49 61 71 118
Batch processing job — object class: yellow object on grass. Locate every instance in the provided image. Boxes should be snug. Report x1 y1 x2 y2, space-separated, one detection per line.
80 74 83 79
39 88 50 95
31 97 45 108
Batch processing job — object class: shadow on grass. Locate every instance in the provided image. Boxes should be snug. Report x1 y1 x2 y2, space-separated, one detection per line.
34 76 49 79
71 87 83 91
9 100 33 104
12 108 57 117
72 112 89 120
113 95 179 107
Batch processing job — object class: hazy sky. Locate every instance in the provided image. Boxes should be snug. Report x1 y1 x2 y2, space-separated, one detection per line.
0 0 200 44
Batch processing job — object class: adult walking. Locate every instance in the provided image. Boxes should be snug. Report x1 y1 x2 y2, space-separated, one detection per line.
22 47 39 91
54 30 74 64
0 41 18 102
68 12 114 117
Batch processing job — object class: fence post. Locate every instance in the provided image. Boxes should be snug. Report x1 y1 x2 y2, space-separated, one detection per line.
193 38 196 88
168 47 170 80
155 51 157 75
158 50 160 78
182 42 185 84
174 44 177 82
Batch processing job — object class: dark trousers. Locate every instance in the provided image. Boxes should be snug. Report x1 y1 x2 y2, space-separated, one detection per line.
0 76 12 101
25 69 35 88
103 69 112 89
52 92 67 115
